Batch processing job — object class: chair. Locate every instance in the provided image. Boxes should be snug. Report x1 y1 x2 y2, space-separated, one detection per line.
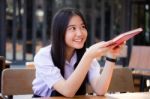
0 56 11 94
86 67 135 94
26 62 35 69
1 68 35 99
108 67 135 93
129 46 150 70
0 56 5 70
0 56 5 90
128 46 150 92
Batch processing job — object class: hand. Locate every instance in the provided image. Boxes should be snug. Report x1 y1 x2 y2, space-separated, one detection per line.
85 41 114 59
107 42 126 58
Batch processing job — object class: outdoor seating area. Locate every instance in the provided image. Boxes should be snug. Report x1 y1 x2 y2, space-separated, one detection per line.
1 45 150 98
0 62 150 98
0 0 150 99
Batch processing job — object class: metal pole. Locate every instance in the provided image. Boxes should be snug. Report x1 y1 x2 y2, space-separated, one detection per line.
0 0 6 56
12 0 17 61
22 0 27 61
32 0 36 57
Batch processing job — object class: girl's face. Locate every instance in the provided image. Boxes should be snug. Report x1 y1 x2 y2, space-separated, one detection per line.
65 15 87 51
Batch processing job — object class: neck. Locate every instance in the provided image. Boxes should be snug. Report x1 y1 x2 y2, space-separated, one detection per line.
65 48 75 62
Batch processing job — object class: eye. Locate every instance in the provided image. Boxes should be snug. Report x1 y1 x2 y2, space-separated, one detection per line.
71 27 76 30
68 26 76 31
81 25 86 30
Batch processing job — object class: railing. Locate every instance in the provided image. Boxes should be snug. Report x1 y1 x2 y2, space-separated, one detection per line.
0 0 133 65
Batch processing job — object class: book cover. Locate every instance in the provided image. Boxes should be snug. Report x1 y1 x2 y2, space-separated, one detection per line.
108 28 143 46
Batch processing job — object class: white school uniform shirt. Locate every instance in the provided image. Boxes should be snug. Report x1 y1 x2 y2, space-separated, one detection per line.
32 45 101 97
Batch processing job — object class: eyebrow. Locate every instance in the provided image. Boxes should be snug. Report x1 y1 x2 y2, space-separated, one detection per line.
67 25 76 28
67 23 85 28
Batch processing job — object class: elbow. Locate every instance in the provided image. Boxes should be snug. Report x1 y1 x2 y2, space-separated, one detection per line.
62 90 76 98
95 88 107 96
64 93 75 98
65 94 75 98
94 83 109 96
96 91 106 96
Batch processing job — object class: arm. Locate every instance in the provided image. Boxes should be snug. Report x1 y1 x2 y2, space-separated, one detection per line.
90 44 124 95
53 53 92 97
90 58 115 95
53 41 113 97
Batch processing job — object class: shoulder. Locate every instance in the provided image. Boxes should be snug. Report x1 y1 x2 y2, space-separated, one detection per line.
34 45 53 66
35 45 51 58
37 45 51 55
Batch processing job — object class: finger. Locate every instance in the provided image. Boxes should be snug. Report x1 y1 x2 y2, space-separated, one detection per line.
112 46 120 50
98 47 109 54
111 41 125 49
113 44 124 51
99 40 114 48
93 41 106 49
94 41 105 46
123 41 126 44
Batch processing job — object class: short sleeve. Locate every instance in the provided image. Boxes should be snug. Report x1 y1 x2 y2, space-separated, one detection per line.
34 46 64 89
88 59 101 82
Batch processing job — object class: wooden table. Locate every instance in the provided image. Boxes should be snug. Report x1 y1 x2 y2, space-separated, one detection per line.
132 70 150 91
32 92 150 99
106 92 150 99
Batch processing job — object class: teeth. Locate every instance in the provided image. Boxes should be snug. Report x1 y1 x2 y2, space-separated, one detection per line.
74 39 82 42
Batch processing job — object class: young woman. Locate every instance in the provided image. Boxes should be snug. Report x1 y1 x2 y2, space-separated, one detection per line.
32 7 124 97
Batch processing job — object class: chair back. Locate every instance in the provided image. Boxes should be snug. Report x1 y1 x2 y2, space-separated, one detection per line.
129 46 150 70
1 68 35 98
0 56 6 93
108 67 135 93
26 62 35 69
0 56 5 70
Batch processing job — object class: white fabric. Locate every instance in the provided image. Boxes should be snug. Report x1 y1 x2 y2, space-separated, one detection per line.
32 45 101 96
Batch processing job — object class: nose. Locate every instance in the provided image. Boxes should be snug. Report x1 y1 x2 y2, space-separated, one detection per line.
76 28 82 36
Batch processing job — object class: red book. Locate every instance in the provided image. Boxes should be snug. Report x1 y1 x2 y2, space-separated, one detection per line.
108 28 143 46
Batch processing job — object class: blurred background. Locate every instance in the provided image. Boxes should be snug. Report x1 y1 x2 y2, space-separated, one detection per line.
0 0 150 66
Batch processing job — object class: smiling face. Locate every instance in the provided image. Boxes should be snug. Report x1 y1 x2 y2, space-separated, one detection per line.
65 15 88 51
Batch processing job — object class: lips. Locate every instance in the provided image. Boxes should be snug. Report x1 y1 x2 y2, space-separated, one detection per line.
74 38 84 43
74 39 82 42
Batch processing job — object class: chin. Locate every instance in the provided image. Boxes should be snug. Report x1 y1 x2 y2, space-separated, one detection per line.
75 47 83 49
75 45 84 49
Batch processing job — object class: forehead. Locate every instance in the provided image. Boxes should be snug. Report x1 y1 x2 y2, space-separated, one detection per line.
68 15 84 25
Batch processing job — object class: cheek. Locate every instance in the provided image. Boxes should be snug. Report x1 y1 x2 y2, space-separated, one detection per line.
84 31 88 40
65 32 73 43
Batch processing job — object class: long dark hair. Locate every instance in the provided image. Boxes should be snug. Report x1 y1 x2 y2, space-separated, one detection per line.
51 8 87 76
